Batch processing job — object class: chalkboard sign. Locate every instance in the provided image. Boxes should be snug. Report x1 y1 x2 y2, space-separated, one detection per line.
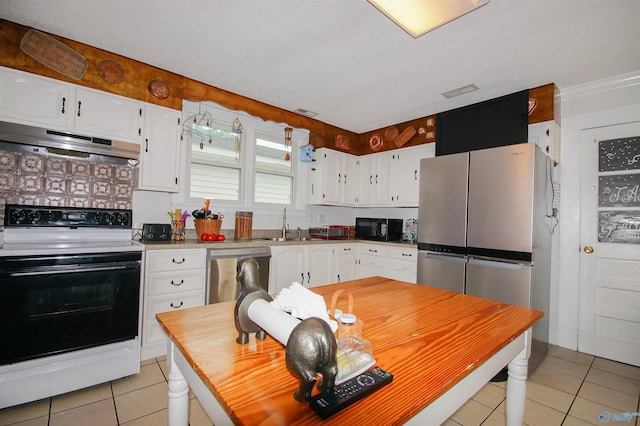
599 136 640 172
598 211 640 243
599 174 640 207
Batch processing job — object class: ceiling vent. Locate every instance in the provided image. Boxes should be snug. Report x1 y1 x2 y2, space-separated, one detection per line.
442 84 479 99
294 108 318 118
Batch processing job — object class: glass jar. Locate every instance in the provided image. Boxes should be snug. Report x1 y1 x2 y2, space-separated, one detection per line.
338 313 363 339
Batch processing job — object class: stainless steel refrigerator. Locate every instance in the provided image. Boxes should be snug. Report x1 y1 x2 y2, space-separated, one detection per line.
417 142 552 347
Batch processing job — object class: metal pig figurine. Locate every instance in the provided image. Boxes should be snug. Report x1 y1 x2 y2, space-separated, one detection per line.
285 318 338 402
234 257 272 344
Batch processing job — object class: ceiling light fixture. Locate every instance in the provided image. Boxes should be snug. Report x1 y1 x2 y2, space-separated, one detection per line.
442 84 479 98
368 0 490 38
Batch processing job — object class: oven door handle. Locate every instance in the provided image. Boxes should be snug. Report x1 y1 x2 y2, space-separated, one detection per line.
10 263 139 276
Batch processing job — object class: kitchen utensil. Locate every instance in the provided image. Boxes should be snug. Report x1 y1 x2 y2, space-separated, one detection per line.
148 78 169 99
393 126 416 147
20 29 88 80
97 59 125 83
384 126 399 141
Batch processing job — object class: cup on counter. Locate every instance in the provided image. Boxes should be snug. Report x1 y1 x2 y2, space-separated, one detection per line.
171 219 185 241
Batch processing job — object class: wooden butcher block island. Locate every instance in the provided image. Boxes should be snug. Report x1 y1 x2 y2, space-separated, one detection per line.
156 277 543 425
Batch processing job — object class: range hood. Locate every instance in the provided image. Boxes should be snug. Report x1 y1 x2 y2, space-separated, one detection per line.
0 121 140 164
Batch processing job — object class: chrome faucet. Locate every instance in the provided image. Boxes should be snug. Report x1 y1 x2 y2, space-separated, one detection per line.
281 207 288 239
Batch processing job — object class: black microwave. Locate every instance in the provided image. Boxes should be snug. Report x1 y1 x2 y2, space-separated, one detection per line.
355 218 403 241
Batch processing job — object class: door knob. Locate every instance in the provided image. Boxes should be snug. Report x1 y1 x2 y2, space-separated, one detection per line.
583 246 594 254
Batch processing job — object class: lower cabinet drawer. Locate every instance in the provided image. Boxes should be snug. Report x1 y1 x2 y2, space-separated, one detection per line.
146 269 205 296
145 291 204 320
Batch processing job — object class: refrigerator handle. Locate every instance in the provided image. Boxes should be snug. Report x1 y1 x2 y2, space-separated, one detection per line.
467 257 528 269
419 252 467 263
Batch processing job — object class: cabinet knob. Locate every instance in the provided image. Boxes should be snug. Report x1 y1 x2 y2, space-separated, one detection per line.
172 257 185 264
170 279 184 286
77 101 82 117
170 301 184 309
61 97 66 114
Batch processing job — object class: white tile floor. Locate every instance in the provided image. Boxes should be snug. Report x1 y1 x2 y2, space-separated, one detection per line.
1 345 639 425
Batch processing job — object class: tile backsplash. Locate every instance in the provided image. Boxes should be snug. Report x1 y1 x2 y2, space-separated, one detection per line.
0 149 138 229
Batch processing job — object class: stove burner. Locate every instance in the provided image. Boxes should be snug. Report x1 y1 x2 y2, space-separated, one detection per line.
4 205 132 228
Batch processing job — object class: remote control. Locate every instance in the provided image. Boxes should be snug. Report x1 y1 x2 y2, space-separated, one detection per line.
309 366 393 419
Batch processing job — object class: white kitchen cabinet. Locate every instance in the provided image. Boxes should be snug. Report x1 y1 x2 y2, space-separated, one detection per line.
0 67 143 143
356 243 388 279
142 248 206 360
355 155 373 206
306 244 337 287
269 245 306 294
308 144 433 207
333 243 358 283
389 144 435 207
306 148 357 206
387 245 418 283
269 244 337 293
0 66 71 128
528 120 560 164
342 154 357 205
355 243 418 282
355 153 388 206
358 152 392 206
73 87 142 143
138 104 181 192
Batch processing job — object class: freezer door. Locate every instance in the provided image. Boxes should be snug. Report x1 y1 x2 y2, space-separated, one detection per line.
417 251 466 293
467 143 535 254
418 152 469 247
465 258 532 308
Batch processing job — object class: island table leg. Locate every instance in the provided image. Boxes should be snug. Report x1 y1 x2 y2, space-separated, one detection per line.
506 347 528 426
167 341 190 426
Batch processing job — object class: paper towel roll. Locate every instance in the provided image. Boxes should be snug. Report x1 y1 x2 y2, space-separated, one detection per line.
247 299 301 345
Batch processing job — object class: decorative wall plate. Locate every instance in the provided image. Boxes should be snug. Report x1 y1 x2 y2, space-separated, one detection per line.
97 59 125 83
369 134 383 151
148 78 169 99
335 134 350 150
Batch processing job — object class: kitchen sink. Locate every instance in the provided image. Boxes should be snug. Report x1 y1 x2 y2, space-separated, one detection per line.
261 237 317 242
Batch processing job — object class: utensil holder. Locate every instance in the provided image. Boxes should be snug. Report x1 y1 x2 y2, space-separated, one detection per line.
171 219 185 240
194 219 222 239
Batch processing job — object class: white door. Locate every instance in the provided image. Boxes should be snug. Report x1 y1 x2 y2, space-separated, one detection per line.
139 105 180 192
305 245 335 288
579 121 640 366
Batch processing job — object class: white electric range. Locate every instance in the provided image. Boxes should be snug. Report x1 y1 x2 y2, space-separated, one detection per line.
0 204 144 409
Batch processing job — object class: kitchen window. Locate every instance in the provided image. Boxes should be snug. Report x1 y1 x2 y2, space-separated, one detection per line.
185 103 303 207
254 132 294 205
190 123 242 202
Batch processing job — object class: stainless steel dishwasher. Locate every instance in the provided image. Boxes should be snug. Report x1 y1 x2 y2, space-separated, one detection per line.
206 247 271 304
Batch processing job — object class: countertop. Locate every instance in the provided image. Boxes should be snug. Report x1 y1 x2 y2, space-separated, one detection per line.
142 238 418 251
156 277 543 424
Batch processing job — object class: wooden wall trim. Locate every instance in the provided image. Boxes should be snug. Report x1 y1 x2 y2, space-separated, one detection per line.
0 19 358 153
0 19 184 110
528 83 557 124
0 19 555 157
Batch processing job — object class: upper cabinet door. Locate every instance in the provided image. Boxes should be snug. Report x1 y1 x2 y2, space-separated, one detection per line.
138 104 181 192
0 67 71 129
73 87 141 143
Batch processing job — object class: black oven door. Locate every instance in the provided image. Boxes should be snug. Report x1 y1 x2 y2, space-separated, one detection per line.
0 252 141 365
